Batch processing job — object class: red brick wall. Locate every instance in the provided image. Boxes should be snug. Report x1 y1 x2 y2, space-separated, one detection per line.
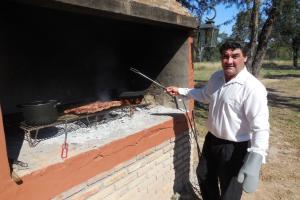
53 131 196 200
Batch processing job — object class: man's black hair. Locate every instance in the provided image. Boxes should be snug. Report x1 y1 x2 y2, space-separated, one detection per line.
219 40 247 56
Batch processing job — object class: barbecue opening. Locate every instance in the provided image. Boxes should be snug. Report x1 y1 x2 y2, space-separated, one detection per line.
1 2 192 176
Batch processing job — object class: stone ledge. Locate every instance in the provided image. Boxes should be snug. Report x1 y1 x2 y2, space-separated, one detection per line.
12 0 198 28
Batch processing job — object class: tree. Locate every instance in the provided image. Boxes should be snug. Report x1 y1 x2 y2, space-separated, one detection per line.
230 0 283 76
179 0 285 76
272 0 300 68
245 0 259 72
177 0 215 20
231 10 251 41
249 0 282 76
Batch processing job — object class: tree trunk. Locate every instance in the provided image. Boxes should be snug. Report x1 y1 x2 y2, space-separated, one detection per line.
251 0 281 77
246 0 260 73
292 37 299 68
293 46 298 69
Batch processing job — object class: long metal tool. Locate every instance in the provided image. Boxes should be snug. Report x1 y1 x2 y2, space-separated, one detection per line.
131 67 200 155
130 67 179 109
182 99 201 156
130 67 167 90
61 123 68 159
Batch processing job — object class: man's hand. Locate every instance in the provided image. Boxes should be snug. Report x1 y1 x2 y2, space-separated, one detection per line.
237 152 263 193
166 86 180 96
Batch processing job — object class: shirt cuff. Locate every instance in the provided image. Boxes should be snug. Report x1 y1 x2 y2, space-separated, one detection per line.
178 88 190 96
247 147 267 164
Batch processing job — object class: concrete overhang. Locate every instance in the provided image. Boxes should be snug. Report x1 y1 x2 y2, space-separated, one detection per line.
9 0 199 29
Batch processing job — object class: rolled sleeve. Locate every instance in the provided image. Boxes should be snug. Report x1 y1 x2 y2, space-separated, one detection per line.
244 87 270 163
178 86 210 104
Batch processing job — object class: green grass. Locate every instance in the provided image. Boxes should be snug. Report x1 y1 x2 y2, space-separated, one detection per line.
260 61 300 78
193 62 220 88
269 106 300 149
261 62 300 148
261 70 299 79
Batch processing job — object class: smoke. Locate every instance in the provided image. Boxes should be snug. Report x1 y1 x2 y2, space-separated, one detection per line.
96 89 113 101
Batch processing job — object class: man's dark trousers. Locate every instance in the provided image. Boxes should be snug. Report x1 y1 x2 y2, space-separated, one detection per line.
197 132 249 200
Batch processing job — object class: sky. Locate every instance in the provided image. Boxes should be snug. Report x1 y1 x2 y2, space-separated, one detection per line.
203 4 239 35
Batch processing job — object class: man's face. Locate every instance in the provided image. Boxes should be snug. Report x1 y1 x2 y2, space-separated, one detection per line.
221 48 247 81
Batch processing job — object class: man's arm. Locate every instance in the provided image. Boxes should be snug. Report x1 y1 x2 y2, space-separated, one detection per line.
238 85 270 193
166 82 211 104
244 86 270 161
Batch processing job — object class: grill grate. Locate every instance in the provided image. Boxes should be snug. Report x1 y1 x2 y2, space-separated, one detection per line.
19 103 151 147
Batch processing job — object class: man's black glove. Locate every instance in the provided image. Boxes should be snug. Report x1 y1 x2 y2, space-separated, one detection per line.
237 152 263 193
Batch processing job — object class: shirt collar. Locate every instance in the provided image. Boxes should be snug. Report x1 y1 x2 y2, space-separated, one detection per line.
220 67 248 85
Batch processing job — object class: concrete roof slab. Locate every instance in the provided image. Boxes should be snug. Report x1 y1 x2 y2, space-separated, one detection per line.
10 0 198 28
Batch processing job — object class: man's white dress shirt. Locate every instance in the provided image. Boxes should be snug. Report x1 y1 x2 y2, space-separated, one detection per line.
178 67 270 162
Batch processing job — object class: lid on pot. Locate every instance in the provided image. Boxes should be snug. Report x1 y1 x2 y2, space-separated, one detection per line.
17 100 58 107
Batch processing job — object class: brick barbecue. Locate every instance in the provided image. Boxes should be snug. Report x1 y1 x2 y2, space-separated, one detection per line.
0 0 199 199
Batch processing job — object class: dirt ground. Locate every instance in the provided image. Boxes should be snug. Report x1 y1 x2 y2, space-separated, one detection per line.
242 77 300 200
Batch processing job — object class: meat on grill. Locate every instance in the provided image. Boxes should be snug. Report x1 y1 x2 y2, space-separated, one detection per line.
64 101 122 114
63 98 142 115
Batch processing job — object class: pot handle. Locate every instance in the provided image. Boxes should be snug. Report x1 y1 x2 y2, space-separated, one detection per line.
49 100 61 107
54 102 61 107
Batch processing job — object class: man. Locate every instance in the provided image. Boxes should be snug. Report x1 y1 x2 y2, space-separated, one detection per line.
166 40 269 200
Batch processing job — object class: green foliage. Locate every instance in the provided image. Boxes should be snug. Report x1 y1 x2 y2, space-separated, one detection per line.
180 0 299 64
229 0 299 61
272 0 300 46
265 47 294 60
231 10 251 41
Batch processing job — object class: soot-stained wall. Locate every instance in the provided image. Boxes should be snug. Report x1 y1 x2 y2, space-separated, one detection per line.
0 2 190 114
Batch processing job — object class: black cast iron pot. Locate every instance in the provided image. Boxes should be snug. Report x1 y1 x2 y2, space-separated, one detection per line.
17 100 59 126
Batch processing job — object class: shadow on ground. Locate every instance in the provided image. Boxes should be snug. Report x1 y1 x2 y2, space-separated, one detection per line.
266 88 300 112
262 62 299 70
264 74 300 79
262 63 300 79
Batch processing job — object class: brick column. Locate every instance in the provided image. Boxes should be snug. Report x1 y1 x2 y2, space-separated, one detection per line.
0 106 13 190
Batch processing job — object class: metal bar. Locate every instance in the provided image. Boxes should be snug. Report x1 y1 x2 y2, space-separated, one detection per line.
61 122 69 159
86 115 90 126
20 103 152 147
95 115 98 129
192 110 201 155
173 96 179 109
64 122 68 133
24 131 33 147
130 67 167 90
182 100 201 156
34 129 39 142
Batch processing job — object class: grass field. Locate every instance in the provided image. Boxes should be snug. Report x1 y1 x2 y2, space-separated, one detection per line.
192 60 300 199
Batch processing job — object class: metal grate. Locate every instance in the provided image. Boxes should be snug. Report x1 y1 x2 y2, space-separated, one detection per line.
19 103 151 147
